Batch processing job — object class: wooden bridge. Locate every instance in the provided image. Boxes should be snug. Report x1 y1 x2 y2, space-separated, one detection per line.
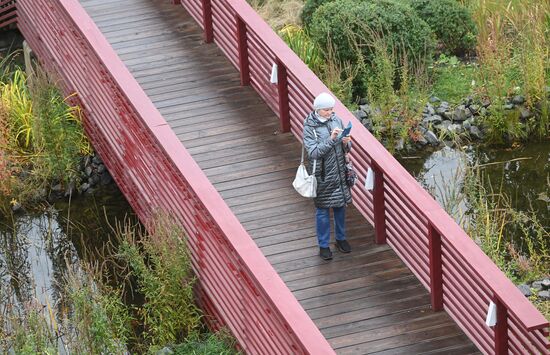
2 0 549 353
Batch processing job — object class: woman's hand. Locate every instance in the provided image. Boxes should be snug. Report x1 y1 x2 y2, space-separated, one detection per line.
342 135 352 145
331 128 343 141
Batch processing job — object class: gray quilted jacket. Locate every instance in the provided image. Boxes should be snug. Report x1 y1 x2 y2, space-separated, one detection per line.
303 112 352 208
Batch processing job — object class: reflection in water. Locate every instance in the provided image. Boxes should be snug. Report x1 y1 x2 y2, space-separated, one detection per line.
400 140 550 242
0 185 135 330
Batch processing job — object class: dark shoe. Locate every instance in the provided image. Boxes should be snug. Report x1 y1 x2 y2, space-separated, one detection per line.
336 239 351 253
319 247 333 260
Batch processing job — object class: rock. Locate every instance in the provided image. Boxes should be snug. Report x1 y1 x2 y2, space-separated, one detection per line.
429 96 440 103
538 290 550 300
469 104 480 115
88 174 100 187
542 278 550 290
424 103 436 115
449 124 464 134
395 138 404 151
100 172 113 185
469 126 483 140
481 98 491 108
463 120 472 130
85 165 93 177
51 184 64 193
79 182 90 193
424 130 439 146
450 106 471 122
511 95 525 105
416 134 428 146
354 109 367 120
519 107 533 120
358 97 368 105
423 114 443 125
97 164 106 174
64 181 75 197
155 347 174 355
504 103 514 110
11 202 22 212
517 284 531 297
531 280 543 291
92 155 102 165
359 104 372 115
362 118 373 131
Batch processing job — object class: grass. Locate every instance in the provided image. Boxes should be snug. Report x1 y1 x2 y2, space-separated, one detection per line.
430 55 478 104
0 54 92 209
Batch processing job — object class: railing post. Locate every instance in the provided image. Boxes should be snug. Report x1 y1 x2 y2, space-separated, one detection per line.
371 162 387 244
275 59 290 133
235 16 250 86
494 296 509 354
428 223 443 311
201 0 213 43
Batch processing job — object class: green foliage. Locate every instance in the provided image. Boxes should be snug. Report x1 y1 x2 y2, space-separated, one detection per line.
117 213 202 350
461 166 550 283
309 0 435 97
9 308 57 355
300 0 334 30
171 330 240 355
279 24 323 72
431 55 478 104
64 267 132 355
408 0 477 56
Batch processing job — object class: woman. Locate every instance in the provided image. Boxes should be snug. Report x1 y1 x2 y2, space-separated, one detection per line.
303 92 352 261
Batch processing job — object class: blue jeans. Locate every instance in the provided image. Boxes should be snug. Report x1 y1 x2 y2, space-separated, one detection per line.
316 206 346 248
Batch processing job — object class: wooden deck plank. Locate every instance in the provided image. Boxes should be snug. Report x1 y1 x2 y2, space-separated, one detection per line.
80 0 481 353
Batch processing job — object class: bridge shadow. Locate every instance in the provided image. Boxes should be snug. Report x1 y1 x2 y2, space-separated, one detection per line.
79 0 479 353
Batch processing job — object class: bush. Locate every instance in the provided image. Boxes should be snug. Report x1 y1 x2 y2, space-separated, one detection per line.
309 0 435 67
409 0 477 56
309 0 435 95
300 0 335 30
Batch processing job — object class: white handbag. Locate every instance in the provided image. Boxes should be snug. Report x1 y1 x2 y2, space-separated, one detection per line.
293 141 317 198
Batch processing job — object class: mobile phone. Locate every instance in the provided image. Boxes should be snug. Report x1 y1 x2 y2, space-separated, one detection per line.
338 122 352 139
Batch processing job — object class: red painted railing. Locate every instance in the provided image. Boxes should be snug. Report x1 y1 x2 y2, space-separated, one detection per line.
0 0 17 29
177 0 550 353
16 0 334 353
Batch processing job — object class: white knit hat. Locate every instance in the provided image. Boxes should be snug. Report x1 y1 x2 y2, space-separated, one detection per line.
313 92 335 110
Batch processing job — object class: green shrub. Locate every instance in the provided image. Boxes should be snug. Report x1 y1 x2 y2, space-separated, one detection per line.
301 0 335 30
309 0 436 95
408 0 477 56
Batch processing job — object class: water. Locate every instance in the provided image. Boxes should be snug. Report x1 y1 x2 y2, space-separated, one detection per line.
0 185 136 320
399 140 550 246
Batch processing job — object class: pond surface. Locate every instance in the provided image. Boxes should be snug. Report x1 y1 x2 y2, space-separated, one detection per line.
0 185 136 318
399 140 550 247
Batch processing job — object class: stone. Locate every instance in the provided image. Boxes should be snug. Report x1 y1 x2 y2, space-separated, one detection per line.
416 134 428 146
88 174 100 187
423 114 443 125
155 347 174 355
100 172 113 185
469 104 480 115
425 103 435 115
504 103 514 110
531 280 543 291
97 164 106 174
79 182 90 193
11 202 22 212
511 95 525 105
51 184 64 193
542 278 550 290
64 181 75 197
395 138 404 151
481 98 491 108
469 126 483 140
429 96 440 103
449 124 464 134
92 155 102 165
517 284 531 297
538 290 550 300
450 106 471 122
463 120 472 130
424 130 439 146
85 165 93 177
519 107 533 120
359 104 372 115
